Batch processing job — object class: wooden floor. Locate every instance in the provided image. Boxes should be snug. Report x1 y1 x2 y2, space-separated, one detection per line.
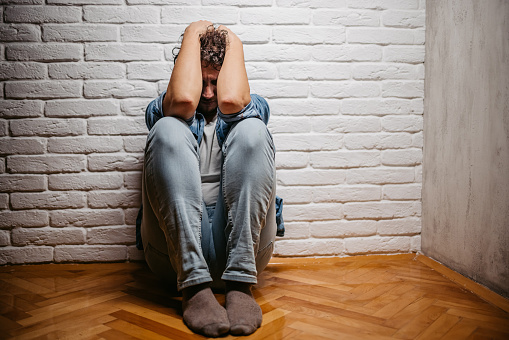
1 254 508 340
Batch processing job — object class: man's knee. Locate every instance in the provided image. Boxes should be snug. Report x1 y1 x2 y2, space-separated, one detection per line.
147 117 195 153
227 118 274 157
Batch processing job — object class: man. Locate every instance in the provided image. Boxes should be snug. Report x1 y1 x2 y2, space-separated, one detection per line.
137 20 284 337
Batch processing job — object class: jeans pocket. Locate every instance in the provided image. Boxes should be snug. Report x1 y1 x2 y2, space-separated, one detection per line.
144 242 178 287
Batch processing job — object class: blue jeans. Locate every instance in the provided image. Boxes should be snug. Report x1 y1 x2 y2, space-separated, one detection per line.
141 117 277 291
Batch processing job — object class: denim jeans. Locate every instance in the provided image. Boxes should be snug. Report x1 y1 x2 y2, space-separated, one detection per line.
141 116 277 291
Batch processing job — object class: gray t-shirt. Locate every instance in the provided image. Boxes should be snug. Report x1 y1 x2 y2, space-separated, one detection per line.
200 116 222 206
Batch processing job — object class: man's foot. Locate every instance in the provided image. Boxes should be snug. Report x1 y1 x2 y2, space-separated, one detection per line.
225 281 262 336
182 283 230 337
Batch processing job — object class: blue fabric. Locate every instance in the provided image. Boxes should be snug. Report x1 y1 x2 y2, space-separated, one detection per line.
136 92 284 251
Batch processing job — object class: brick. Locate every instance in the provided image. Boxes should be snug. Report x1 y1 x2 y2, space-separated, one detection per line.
278 63 350 80
412 131 423 148
277 169 345 186
310 81 380 98
88 190 141 209
377 217 420 235
6 44 82 61
128 245 145 261
310 150 380 169
124 136 146 153
274 238 345 256
49 62 125 79
344 201 418 219
124 208 139 225
87 226 136 244
240 8 309 24
127 0 199 4
245 62 277 80
348 0 419 10
273 134 342 151
127 62 171 81
45 99 120 117
348 27 424 45
0 194 8 209
274 27 345 44
120 25 184 43
50 209 124 227
88 153 143 172
353 63 419 80
346 167 414 184
250 81 308 99
345 236 411 255
410 234 420 252
10 118 86 137
316 185 381 203
0 24 40 42
0 174 46 192
382 81 423 98
120 99 151 116
311 117 381 133
11 192 86 210
0 246 53 265
381 149 422 166
84 6 160 23
54 245 127 262
12 227 86 246
276 0 347 7
88 117 146 135
0 138 46 155
7 155 86 173
275 186 313 204
5 81 82 99
0 210 49 229
276 151 309 169
382 115 423 132
382 10 425 28
344 133 412 149
0 62 46 80
4 6 81 23
278 222 309 239
383 184 421 200
2 0 44 3
269 117 311 134
312 45 382 62
202 0 270 5
48 173 123 190
0 100 44 118
228 25 271 44
124 172 142 190
43 24 117 42
269 99 340 116
48 136 123 154
313 9 379 26
48 0 123 4
85 43 162 61
84 81 158 99
341 98 418 115
310 220 378 238
0 230 10 246
0 121 6 137
244 45 312 62
161 6 238 25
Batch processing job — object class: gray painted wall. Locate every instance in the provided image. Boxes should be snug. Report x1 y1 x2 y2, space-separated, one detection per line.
423 0 509 297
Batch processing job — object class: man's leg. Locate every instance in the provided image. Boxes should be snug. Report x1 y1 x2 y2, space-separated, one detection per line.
220 118 277 335
142 117 229 337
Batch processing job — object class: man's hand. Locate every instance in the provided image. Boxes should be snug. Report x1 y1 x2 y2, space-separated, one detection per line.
186 20 213 37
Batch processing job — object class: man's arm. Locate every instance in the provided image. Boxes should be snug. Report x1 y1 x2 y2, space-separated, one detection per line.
162 20 210 120
217 26 251 115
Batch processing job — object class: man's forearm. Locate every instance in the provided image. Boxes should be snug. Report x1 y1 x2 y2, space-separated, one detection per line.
163 22 207 120
217 27 251 115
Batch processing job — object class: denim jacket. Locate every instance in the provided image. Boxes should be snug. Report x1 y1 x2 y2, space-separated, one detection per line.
136 92 284 250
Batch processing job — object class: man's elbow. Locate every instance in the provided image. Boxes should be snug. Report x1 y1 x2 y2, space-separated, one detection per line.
218 94 251 115
163 96 197 119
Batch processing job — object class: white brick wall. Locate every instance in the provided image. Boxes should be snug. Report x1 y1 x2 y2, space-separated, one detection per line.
0 0 424 264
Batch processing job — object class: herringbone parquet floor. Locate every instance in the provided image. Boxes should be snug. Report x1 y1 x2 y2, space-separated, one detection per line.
0 254 508 339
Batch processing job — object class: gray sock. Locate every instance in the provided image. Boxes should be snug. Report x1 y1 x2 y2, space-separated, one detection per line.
225 281 262 336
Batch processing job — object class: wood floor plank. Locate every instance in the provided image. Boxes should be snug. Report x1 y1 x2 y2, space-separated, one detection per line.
0 255 507 340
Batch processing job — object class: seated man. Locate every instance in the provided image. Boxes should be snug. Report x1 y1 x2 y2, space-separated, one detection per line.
138 20 283 337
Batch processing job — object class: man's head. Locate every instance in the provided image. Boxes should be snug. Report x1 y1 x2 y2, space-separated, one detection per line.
173 26 228 116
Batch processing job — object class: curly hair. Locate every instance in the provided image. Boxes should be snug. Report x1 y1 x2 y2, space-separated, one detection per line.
172 25 229 70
